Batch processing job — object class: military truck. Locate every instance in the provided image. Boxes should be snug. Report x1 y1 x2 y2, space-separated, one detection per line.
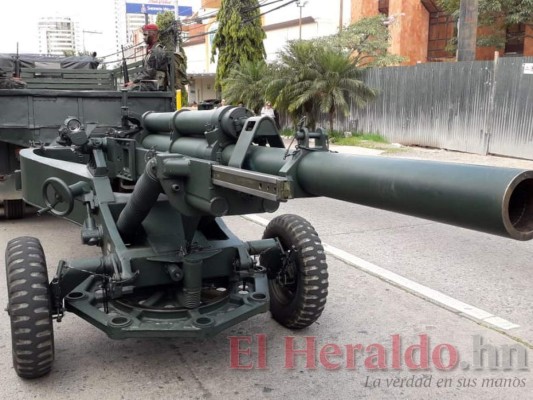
0 54 174 218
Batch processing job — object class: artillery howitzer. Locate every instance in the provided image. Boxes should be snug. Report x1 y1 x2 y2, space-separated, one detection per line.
5 106 533 378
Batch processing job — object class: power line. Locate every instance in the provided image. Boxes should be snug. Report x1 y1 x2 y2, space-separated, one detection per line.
183 0 299 42
100 0 296 62
181 0 284 25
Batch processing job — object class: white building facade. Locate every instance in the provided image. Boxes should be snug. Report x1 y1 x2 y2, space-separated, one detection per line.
38 17 81 55
183 0 351 103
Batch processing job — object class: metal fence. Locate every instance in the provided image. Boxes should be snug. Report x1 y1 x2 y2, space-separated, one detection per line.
326 56 533 160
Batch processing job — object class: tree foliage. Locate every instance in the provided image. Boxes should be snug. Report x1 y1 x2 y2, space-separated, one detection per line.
267 41 376 130
437 0 533 48
221 16 396 130
211 0 266 92
222 60 270 114
317 15 406 67
156 11 189 92
156 11 178 50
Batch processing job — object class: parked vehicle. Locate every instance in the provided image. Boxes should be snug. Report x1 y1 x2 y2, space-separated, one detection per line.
0 53 174 218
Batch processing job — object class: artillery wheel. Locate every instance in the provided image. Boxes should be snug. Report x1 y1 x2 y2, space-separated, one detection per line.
5 236 54 379
261 214 328 329
4 199 24 219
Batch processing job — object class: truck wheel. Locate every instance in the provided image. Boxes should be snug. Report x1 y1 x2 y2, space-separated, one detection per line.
261 214 328 329
5 236 54 379
4 199 24 219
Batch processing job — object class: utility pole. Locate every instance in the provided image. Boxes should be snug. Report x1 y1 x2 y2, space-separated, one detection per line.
456 0 479 61
174 0 181 52
175 0 180 22
296 1 307 40
141 3 149 24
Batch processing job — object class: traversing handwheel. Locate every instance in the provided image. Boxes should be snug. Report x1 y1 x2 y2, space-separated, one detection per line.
42 177 74 216
41 178 90 216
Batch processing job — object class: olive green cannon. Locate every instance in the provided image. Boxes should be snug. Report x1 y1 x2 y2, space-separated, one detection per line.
5 105 533 378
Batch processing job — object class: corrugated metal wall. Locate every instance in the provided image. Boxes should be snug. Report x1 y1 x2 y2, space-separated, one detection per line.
489 57 533 158
328 57 533 159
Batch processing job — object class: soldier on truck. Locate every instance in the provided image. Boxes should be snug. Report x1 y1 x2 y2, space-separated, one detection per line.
125 24 169 91
0 67 26 89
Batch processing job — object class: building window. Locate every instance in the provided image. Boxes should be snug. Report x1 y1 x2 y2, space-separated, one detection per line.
378 0 389 16
427 11 456 60
505 24 525 55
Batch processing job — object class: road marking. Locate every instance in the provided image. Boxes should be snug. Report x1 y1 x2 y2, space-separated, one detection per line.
243 214 520 331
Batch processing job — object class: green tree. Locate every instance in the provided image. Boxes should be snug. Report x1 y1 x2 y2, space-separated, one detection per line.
211 0 266 92
318 15 406 67
268 41 376 131
156 11 189 96
266 41 319 128
156 11 178 50
222 60 270 114
438 0 533 48
222 16 393 130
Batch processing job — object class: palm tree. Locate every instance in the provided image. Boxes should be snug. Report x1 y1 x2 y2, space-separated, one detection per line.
266 41 319 128
268 41 376 131
290 46 376 131
222 61 270 114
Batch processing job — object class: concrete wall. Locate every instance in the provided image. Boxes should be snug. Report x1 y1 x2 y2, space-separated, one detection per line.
350 0 533 63
526 26 533 56
351 0 379 20
352 0 429 65
389 0 429 64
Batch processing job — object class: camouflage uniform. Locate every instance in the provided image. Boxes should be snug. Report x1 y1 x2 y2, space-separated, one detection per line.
0 68 26 89
130 44 169 91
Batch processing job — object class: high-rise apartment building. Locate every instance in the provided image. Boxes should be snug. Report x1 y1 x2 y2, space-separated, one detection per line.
38 17 81 55
113 0 128 56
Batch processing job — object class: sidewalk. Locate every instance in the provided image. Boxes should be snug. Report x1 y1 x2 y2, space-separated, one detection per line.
293 139 533 170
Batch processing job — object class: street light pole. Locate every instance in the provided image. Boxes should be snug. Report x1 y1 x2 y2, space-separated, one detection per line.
339 0 343 33
296 1 307 40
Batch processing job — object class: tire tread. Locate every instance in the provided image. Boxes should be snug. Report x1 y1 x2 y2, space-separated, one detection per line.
262 214 329 329
5 236 54 379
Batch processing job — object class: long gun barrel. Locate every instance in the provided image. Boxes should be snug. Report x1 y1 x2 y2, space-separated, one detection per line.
140 108 533 241
14 42 21 78
121 45 129 85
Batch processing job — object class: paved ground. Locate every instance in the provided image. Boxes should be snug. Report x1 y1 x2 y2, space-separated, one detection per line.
315 139 533 169
384 145 533 169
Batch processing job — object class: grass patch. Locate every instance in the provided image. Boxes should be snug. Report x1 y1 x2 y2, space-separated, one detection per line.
330 130 390 149
334 135 387 146
280 128 404 153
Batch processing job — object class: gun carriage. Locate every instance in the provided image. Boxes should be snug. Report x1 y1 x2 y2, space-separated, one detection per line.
5 105 533 378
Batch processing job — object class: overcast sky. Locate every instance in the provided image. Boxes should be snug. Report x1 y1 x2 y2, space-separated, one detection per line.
0 1 339 58
0 0 202 57
0 1 112 54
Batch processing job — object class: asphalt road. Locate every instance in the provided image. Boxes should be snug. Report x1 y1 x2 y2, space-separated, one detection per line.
0 146 532 399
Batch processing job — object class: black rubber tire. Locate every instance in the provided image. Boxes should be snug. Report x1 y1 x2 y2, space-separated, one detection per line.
5 236 54 379
261 214 328 329
4 199 24 219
